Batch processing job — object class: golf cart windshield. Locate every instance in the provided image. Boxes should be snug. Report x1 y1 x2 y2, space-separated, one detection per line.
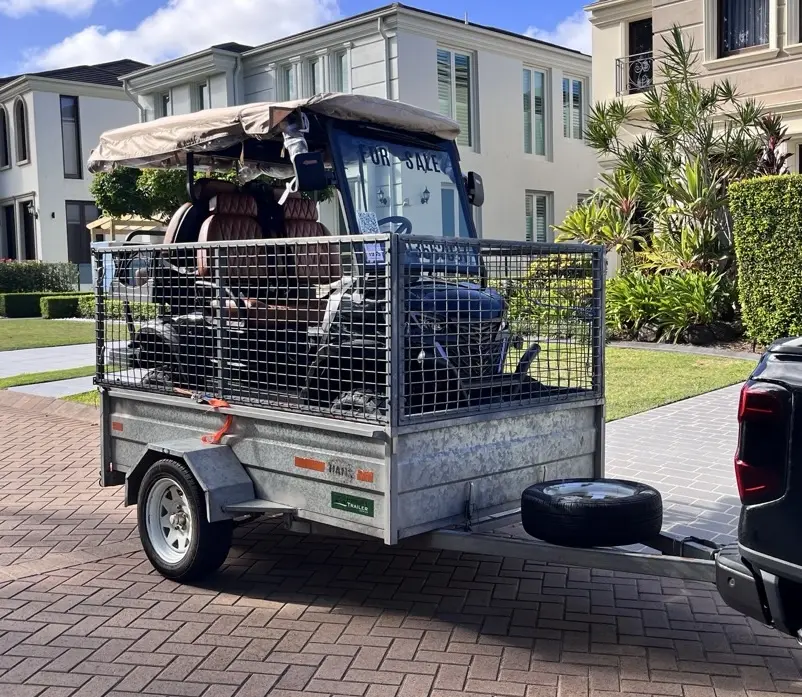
334 129 473 239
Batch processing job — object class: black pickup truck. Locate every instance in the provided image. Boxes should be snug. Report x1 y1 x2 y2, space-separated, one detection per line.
716 337 802 640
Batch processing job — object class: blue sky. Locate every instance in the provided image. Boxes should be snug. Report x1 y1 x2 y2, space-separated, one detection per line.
0 0 590 76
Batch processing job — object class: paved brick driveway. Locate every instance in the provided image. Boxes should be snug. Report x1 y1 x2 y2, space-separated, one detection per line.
1 401 801 697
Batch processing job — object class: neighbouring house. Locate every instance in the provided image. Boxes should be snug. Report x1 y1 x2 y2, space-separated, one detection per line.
588 0 802 169
120 3 600 242
0 59 147 282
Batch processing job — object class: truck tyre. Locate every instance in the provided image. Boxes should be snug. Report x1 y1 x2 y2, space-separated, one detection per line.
521 478 662 548
137 459 233 581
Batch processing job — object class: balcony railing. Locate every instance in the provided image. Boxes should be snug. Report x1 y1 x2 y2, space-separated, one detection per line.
615 51 653 96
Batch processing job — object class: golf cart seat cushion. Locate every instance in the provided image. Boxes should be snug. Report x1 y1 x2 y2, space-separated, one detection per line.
163 179 239 246
210 297 326 325
197 193 264 278
277 192 342 284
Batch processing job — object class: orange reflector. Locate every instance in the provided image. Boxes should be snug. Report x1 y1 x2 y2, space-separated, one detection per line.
357 469 374 483
295 456 325 472
111 421 123 432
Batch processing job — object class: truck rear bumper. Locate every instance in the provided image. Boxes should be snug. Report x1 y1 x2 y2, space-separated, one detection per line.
715 544 771 626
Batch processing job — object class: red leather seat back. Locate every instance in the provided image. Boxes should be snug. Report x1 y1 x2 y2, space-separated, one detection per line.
196 193 264 279
278 192 342 284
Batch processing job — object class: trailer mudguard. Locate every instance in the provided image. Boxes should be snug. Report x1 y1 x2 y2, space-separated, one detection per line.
125 440 255 522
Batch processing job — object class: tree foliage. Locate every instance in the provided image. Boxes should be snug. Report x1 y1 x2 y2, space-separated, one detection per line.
556 26 790 277
90 168 238 223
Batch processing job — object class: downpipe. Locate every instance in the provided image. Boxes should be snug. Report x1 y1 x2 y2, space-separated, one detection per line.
378 17 391 100
123 80 146 121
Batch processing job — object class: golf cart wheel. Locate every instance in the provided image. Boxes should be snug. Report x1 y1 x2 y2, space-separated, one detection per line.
330 390 381 417
137 459 233 581
521 478 662 548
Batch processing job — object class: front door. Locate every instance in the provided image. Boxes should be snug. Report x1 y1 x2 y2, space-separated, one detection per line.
19 201 35 260
1 204 15 259
628 19 653 94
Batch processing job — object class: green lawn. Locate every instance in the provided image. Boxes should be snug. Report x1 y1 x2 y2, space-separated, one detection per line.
605 347 753 421
0 319 96 351
54 348 753 421
62 390 99 407
0 365 95 390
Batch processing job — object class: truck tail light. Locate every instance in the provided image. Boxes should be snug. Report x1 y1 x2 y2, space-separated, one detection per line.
735 381 791 506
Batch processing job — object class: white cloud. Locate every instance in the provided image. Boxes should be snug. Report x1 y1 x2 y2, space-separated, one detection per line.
22 0 340 70
0 0 94 18
526 11 592 55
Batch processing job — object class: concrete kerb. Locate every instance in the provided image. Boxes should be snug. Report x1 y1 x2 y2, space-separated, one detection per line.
0 390 99 424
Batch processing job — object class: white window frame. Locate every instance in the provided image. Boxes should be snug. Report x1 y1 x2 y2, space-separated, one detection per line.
330 47 351 92
525 191 552 243
155 91 171 118
305 55 327 97
523 66 548 158
562 76 585 142
0 106 10 170
436 45 477 151
278 62 300 101
787 0 802 52
702 0 779 66
13 97 30 165
191 82 209 112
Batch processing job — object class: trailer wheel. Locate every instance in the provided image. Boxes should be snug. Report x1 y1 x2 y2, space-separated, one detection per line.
521 478 662 548
137 459 233 581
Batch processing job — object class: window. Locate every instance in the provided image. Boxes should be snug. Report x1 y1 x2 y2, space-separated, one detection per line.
332 51 349 92
65 201 99 266
307 57 324 96
155 92 170 118
719 0 769 55
13 98 29 163
60 96 81 179
577 193 591 206
0 107 8 169
441 186 470 238
192 83 208 111
280 65 298 100
523 68 546 156
437 48 473 148
563 78 584 141
525 192 551 243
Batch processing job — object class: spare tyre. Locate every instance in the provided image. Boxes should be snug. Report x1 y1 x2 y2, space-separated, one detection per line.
521 478 663 548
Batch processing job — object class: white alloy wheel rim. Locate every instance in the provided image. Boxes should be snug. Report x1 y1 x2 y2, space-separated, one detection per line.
543 480 638 502
145 477 193 564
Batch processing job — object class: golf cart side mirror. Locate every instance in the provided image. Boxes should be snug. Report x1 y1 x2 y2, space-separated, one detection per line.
292 151 328 191
466 172 484 207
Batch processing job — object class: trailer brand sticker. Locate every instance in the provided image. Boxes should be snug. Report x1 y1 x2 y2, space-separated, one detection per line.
327 462 354 479
295 456 326 472
331 492 374 517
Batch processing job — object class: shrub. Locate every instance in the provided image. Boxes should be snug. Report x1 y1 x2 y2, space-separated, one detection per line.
40 295 83 319
0 261 79 293
730 175 802 345
606 270 729 341
77 294 163 321
0 292 47 318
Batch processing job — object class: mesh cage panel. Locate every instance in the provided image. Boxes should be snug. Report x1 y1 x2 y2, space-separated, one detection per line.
94 235 603 426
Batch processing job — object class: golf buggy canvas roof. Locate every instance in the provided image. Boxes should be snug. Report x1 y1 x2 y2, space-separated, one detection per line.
87 93 461 173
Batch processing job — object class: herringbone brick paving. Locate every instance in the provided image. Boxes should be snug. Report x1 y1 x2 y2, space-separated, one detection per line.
0 406 799 697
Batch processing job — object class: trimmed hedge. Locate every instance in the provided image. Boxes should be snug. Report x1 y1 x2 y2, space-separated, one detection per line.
40 295 83 319
77 294 163 321
731 175 802 345
0 291 92 318
0 261 79 293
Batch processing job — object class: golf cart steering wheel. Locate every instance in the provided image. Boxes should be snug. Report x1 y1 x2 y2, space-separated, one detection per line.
378 216 413 235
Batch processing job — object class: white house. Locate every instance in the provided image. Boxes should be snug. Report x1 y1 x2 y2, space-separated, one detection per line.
0 60 146 281
121 4 600 242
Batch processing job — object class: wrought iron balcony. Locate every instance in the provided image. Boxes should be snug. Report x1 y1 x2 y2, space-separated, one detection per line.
615 51 653 96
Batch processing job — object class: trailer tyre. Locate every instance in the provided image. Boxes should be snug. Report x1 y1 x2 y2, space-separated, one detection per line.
521 478 662 548
137 459 233 581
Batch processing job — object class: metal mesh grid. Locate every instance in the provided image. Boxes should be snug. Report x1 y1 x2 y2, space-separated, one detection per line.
94 235 603 426
395 237 603 424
